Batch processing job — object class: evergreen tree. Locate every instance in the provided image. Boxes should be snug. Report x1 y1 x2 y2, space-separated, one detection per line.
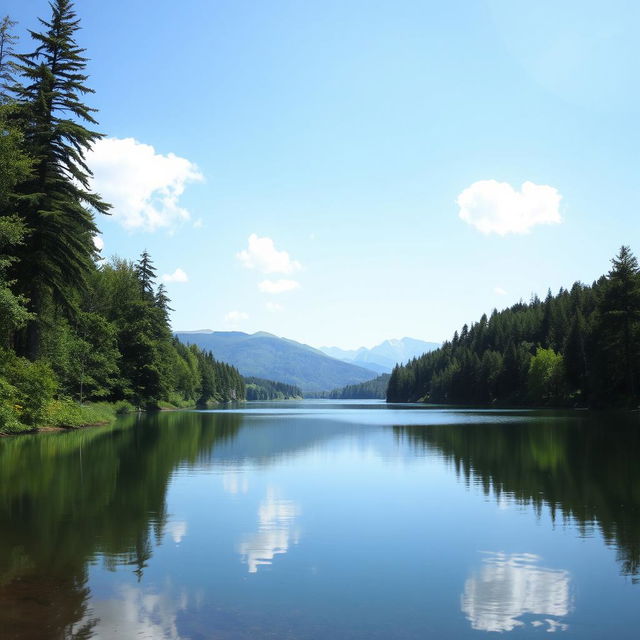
8 0 110 359
136 250 157 299
597 246 640 402
0 16 18 101
155 284 173 321
0 102 32 346
387 248 640 408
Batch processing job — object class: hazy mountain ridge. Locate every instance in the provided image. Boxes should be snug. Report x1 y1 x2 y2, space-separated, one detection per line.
174 331 379 393
320 337 440 373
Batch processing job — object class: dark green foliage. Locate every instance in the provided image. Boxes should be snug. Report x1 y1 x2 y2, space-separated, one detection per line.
136 250 157 299
0 348 57 427
244 377 302 400
388 247 640 408
327 373 391 399
0 5 247 432
7 0 110 358
0 16 18 100
83 255 245 408
594 246 640 405
0 215 32 345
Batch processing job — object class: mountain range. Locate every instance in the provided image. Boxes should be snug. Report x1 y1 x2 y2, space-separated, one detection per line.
319 337 440 373
174 331 380 393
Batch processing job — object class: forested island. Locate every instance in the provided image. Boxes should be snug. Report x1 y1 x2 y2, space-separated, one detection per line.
387 247 640 408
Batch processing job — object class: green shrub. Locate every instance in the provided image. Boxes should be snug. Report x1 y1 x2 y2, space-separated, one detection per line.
44 400 132 428
0 351 57 428
113 400 135 415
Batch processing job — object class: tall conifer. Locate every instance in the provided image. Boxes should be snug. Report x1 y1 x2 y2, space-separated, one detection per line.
0 16 18 101
9 0 109 358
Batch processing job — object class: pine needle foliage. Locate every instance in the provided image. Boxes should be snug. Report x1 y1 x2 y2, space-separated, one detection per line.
8 0 110 357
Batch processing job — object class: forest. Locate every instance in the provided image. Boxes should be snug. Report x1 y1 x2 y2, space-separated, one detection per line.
0 4 245 433
387 246 640 408
244 377 303 401
315 373 391 399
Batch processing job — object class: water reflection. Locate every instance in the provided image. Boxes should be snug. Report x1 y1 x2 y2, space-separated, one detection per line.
88 583 189 640
395 413 640 580
166 520 188 544
222 469 249 495
237 488 300 573
0 403 638 639
461 552 571 633
0 411 241 639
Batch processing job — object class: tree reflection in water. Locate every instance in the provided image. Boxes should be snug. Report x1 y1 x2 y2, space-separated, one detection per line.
0 411 241 640
395 411 640 580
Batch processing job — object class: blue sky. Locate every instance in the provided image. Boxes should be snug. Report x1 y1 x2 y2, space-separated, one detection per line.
6 0 640 348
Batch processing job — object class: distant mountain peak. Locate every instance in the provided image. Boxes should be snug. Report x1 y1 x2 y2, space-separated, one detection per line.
318 337 440 373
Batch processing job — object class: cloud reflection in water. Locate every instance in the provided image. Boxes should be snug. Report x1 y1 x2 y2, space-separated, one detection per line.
238 488 300 573
461 552 570 633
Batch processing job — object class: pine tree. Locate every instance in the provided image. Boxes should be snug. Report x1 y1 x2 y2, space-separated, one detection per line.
9 0 110 359
0 16 18 101
154 283 173 324
598 246 640 401
136 250 157 299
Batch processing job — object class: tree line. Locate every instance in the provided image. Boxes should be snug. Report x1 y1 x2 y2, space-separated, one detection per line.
387 246 640 408
0 2 245 432
244 377 303 401
320 373 391 399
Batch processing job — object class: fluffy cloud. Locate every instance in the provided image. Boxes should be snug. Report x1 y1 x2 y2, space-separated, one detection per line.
457 180 562 235
225 310 249 323
87 137 203 232
258 279 300 294
494 286 507 295
93 235 104 252
162 268 188 283
266 302 283 312
237 234 301 274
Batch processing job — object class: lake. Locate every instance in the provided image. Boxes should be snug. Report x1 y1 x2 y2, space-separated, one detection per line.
1 400 639 639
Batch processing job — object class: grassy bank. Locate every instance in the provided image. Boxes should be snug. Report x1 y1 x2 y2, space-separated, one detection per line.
1 400 135 435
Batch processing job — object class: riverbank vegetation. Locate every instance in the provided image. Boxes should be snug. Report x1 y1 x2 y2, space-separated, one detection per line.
388 247 640 408
0 3 245 433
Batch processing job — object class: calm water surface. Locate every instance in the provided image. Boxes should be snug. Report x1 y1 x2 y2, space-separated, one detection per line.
1 401 639 638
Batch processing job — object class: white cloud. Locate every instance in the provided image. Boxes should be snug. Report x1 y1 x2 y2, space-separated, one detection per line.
259 279 300 294
162 268 189 283
237 234 301 274
457 180 562 235
225 310 249 323
193 218 204 229
266 302 284 312
93 235 104 252
88 137 204 232
494 286 507 295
